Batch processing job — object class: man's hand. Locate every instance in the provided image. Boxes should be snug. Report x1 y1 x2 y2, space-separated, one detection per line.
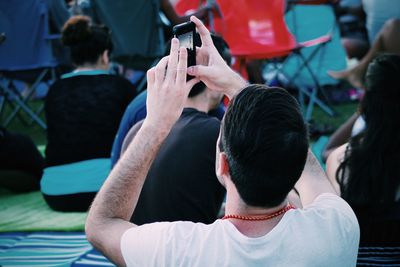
146 38 199 132
187 16 247 100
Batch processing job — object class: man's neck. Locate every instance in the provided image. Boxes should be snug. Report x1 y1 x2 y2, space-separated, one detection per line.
184 93 212 113
224 184 289 238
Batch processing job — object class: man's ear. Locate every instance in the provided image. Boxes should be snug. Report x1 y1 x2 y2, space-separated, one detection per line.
216 152 230 186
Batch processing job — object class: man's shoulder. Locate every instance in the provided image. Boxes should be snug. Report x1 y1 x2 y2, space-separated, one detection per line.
121 221 224 253
306 194 357 218
123 220 221 237
280 194 360 265
296 194 358 226
120 221 227 266
292 193 360 246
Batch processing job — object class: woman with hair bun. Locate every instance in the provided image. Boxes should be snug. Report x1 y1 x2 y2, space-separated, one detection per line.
41 16 137 212
326 54 400 244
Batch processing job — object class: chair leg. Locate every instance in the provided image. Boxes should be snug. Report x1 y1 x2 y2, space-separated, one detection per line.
282 49 336 120
285 48 320 87
2 80 46 129
298 52 336 117
5 69 48 121
2 70 48 129
0 87 6 119
3 93 47 129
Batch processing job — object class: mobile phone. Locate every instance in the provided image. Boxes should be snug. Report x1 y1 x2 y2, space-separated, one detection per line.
172 21 196 67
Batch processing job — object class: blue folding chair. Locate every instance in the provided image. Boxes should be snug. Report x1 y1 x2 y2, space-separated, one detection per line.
0 0 59 129
282 1 347 120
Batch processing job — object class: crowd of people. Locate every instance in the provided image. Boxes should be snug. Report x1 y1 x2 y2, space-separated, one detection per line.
1 0 400 266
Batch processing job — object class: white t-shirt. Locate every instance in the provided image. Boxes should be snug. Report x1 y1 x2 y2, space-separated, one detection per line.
121 194 359 267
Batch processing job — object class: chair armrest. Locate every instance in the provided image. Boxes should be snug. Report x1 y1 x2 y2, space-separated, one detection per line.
298 33 332 48
287 0 337 5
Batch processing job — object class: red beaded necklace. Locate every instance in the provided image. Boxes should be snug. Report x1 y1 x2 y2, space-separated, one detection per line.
222 205 295 221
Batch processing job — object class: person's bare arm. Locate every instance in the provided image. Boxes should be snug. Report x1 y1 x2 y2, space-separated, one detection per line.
322 112 358 162
326 144 347 194
120 120 144 158
295 150 337 207
85 39 199 267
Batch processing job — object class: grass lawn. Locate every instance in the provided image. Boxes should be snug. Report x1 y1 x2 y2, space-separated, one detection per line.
1 99 359 148
312 102 358 130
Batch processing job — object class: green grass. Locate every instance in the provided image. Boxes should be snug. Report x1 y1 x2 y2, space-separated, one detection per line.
312 102 358 129
1 100 47 146
1 99 358 148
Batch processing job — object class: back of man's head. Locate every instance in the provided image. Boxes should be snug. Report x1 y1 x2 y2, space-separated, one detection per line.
220 85 308 208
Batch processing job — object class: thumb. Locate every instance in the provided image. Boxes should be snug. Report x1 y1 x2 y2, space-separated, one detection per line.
187 65 213 78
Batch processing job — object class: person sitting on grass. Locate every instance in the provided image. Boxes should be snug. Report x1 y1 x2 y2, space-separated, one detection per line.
327 54 400 244
41 16 136 212
85 16 359 267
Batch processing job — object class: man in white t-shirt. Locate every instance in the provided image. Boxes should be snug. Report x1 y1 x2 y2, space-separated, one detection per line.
86 16 360 267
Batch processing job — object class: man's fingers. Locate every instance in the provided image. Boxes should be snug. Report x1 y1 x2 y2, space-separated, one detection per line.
166 38 179 82
155 56 169 85
187 65 211 78
176 47 188 86
147 67 156 90
190 16 213 47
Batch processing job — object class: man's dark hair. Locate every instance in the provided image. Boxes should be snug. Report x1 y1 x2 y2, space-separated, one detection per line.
220 85 309 208
164 33 231 98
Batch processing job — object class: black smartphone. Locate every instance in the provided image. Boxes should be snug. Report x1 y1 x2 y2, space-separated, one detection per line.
172 21 196 67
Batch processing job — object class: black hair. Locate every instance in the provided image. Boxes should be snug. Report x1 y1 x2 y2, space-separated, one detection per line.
220 85 309 207
62 16 113 66
336 54 400 206
164 33 231 98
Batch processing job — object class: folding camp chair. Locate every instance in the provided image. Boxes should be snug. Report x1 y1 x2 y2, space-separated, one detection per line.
91 0 165 71
0 0 59 130
176 0 341 121
282 0 347 119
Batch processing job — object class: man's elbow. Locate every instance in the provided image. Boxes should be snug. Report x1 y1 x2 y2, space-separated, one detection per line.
85 215 101 247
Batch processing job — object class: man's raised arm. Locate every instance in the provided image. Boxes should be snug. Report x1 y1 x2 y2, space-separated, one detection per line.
85 16 247 267
85 39 199 267
295 150 338 207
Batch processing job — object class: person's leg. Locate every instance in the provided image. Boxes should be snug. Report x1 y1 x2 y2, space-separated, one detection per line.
0 128 44 192
42 192 97 212
329 18 400 88
341 37 369 60
0 170 40 192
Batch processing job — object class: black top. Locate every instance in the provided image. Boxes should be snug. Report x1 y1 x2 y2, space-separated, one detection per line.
45 74 136 167
132 108 225 225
